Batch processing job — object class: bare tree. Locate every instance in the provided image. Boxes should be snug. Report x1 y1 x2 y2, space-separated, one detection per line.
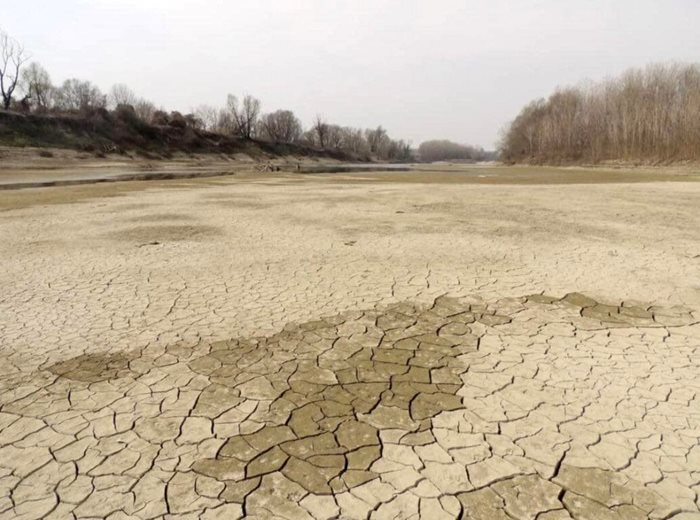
54 79 106 113
193 104 219 131
393 140 414 161
108 83 137 109
325 124 346 149
226 94 261 139
20 61 52 111
365 126 389 156
258 110 303 143
133 98 156 122
418 140 484 162
302 118 411 159
500 63 700 163
0 30 30 110
312 115 329 148
216 108 235 134
339 127 370 155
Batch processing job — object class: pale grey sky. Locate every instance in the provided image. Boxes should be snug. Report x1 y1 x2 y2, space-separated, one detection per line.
4 0 700 148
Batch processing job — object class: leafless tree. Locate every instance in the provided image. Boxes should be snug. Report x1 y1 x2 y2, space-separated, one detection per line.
418 140 485 162
365 126 389 156
108 83 137 109
258 109 303 143
325 124 347 149
226 94 261 139
133 98 156 122
338 127 369 155
20 61 52 111
215 108 235 134
500 63 700 163
54 78 106 113
312 115 329 148
0 29 30 110
193 104 219 131
301 118 411 160
393 140 414 161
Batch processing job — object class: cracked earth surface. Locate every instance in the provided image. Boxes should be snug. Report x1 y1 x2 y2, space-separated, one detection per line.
1 172 699 519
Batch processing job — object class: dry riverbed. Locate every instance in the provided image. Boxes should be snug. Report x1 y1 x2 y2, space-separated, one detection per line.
0 163 699 519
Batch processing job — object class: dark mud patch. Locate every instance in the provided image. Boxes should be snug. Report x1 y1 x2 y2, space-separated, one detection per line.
191 296 510 497
125 213 194 223
186 292 694 503
201 192 271 209
104 224 222 243
47 351 137 383
112 202 156 211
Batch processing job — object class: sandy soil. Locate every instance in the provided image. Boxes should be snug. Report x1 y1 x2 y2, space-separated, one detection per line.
0 146 336 188
0 165 699 519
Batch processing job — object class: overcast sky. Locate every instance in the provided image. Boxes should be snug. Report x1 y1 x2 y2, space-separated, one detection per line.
4 0 700 148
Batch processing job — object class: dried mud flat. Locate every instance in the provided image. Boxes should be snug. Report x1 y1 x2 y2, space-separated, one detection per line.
1 166 699 519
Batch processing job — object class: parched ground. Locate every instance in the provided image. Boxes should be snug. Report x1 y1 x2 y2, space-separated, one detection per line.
0 165 699 519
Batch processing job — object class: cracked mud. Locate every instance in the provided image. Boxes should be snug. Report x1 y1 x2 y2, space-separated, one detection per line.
2 293 700 519
1 172 699 519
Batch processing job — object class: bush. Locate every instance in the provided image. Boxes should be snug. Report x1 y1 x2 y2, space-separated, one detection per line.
115 104 138 124
168 111 187 129
151 110 169 126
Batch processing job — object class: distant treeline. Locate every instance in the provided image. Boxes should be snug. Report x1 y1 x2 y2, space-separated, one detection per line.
500 63 700 164
417 140 492 162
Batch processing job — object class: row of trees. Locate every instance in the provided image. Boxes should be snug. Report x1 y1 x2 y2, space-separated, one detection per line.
417 140 488 162
1 28 413 160
191 99 412 160
17 59 157 119
500 63 700 163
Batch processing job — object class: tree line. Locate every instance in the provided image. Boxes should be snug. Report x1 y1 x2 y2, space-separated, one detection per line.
499 63 700 163
1 28 417 161
417 140 490 162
